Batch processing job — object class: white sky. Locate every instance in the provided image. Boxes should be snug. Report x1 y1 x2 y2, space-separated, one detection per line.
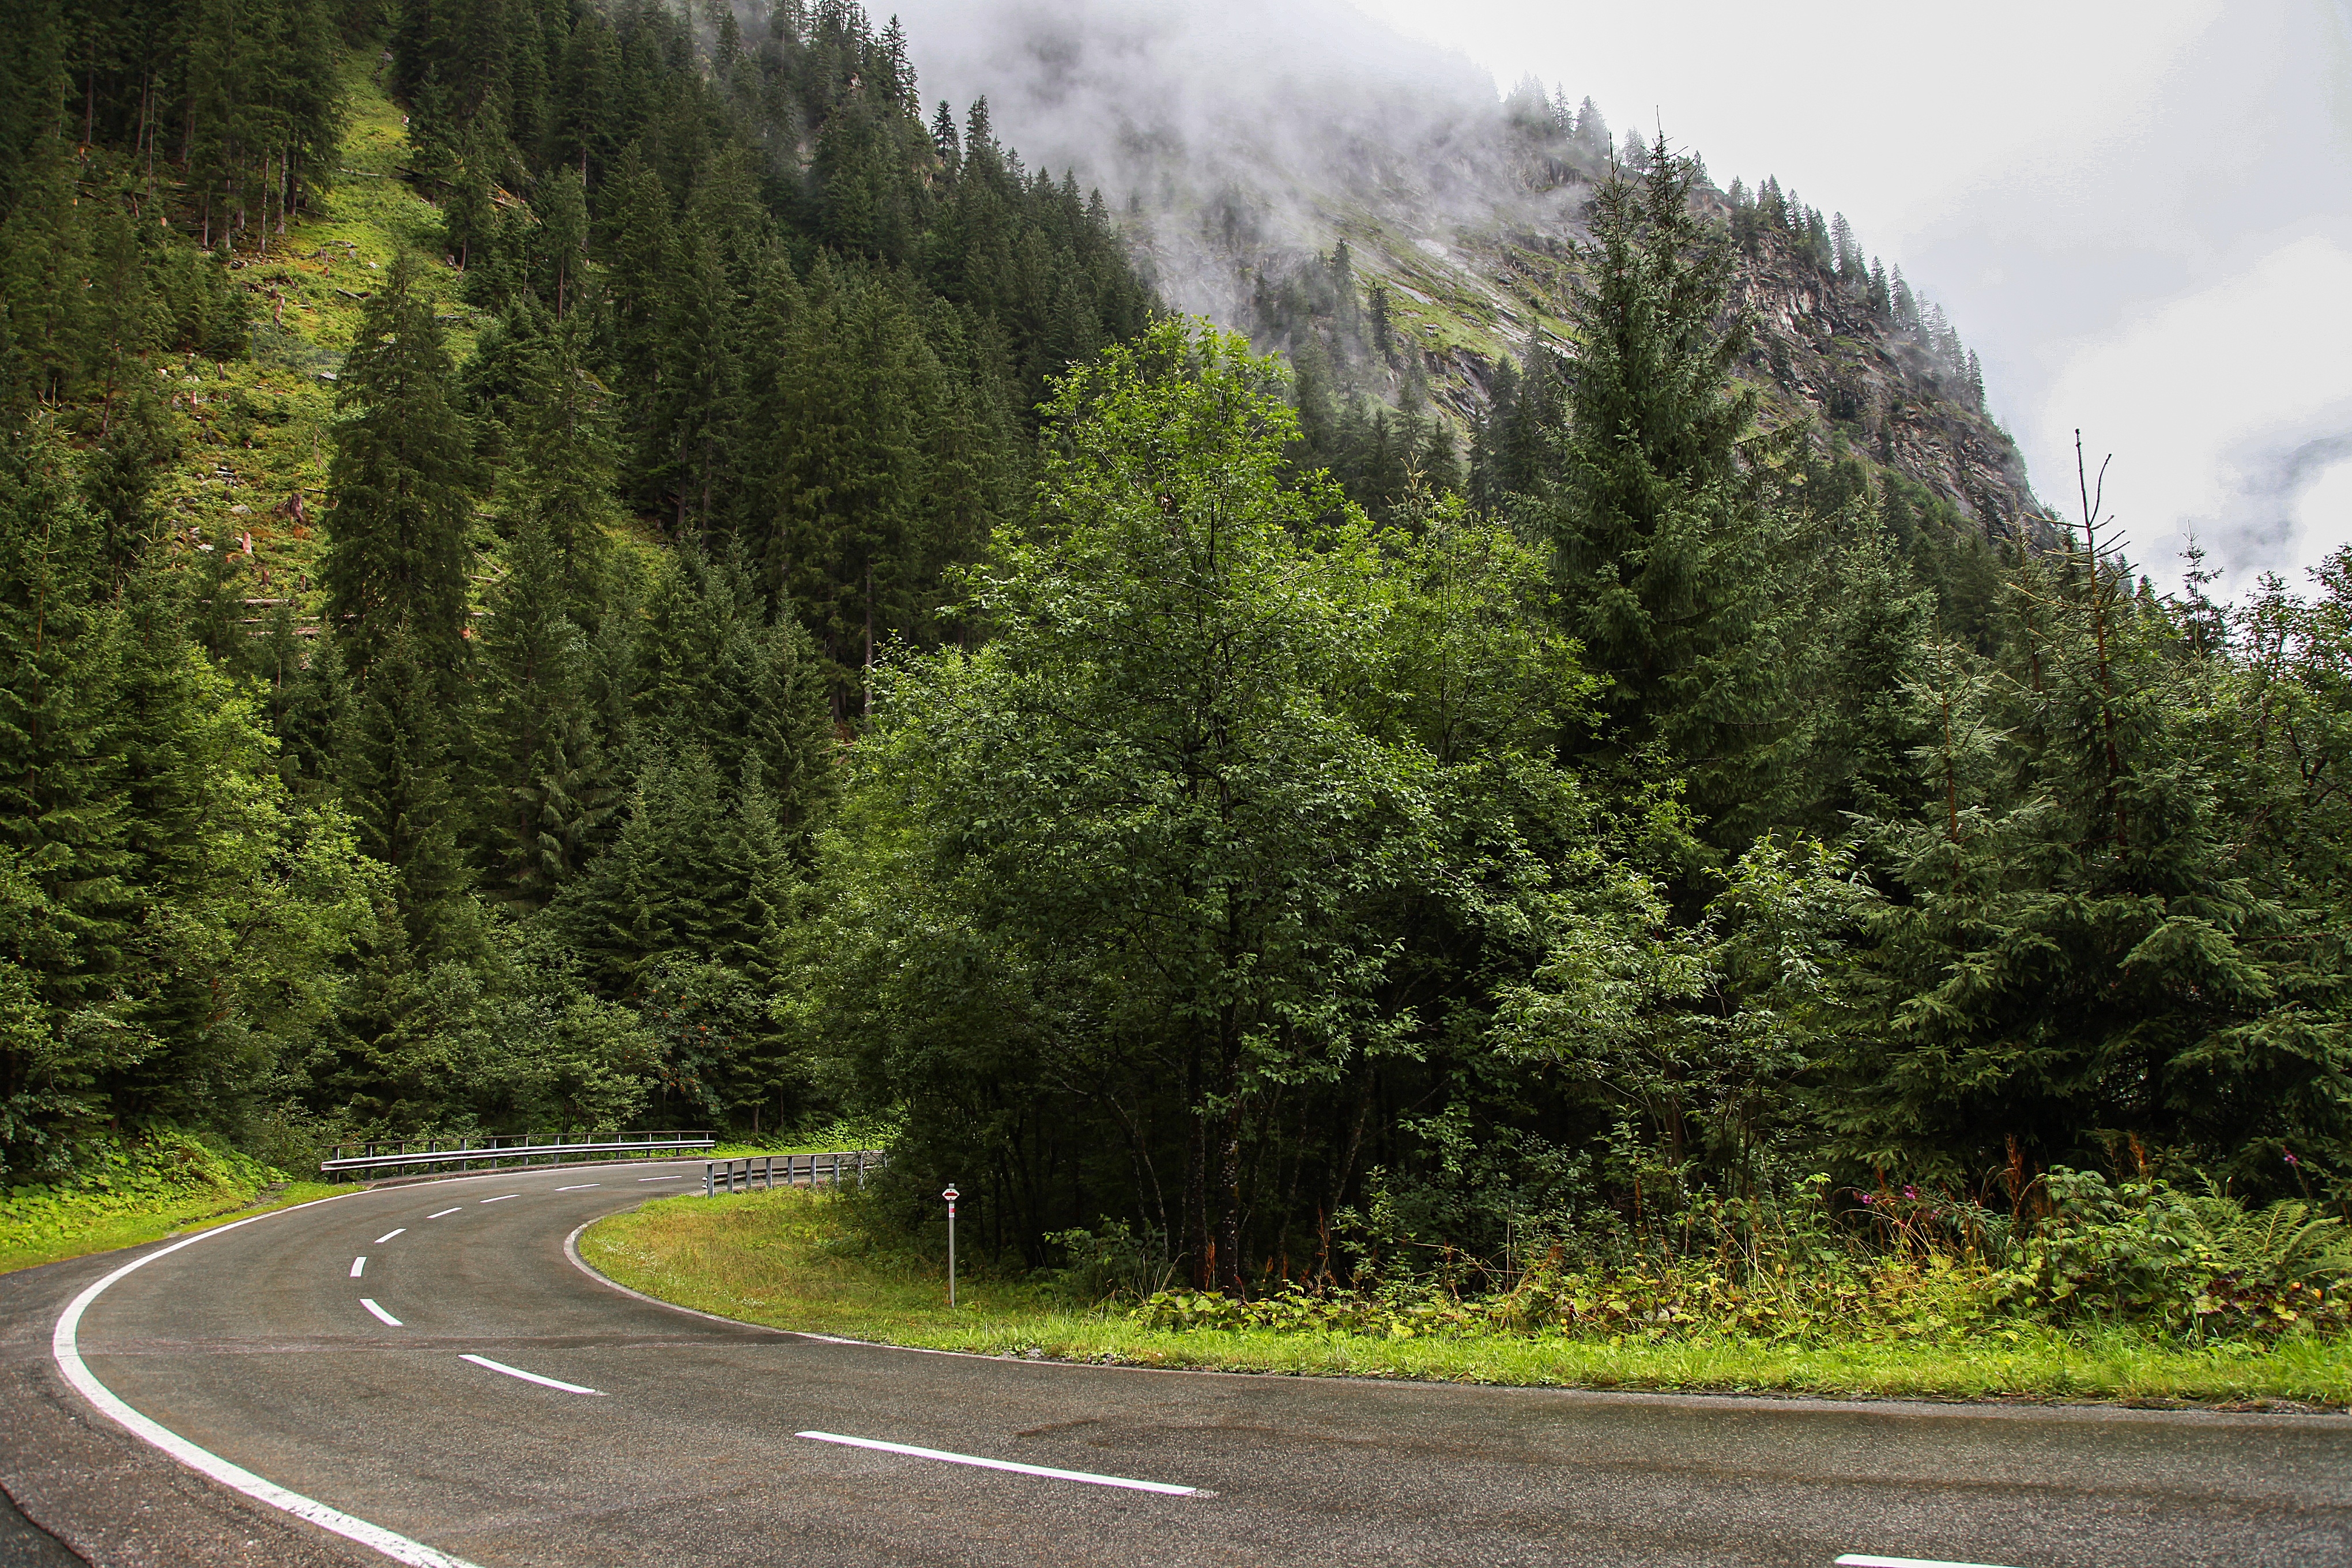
1349 0 2352 593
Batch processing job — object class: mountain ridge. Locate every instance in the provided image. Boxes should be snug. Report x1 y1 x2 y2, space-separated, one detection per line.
891 0 2049 536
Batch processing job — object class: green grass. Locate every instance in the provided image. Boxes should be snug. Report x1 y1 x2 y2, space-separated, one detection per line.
159 54 474 615
0 1177 357 1277
581 1187 2352 1409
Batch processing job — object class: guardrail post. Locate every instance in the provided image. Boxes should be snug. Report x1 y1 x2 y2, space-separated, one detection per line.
705 1162 715 1198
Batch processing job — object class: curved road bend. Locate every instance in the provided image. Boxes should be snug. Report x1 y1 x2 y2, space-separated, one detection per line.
1 1162 2346 1568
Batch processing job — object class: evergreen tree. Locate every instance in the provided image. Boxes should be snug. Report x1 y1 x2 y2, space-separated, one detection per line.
0 422 134 1160
501 310 614 619
468 516 611 910
323 251 477 676
340 627 472 960
1832 531 2352 1188
1525 133 1789 836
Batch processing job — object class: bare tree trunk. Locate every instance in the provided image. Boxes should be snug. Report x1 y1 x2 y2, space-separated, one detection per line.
1216 1096 1244 1296
1183 1041 1207 1288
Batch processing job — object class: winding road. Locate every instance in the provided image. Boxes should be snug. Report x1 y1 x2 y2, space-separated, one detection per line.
1 1162 2346 1567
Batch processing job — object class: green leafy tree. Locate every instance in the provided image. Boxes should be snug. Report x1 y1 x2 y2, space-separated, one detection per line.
828 320 1457 1288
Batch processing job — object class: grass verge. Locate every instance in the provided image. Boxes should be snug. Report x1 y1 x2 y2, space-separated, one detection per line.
581 1187 2352 1410
0 1178 358 1277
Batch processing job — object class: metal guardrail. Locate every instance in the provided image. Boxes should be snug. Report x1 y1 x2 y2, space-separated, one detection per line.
703 1150 888 1197
321 1131 714 1178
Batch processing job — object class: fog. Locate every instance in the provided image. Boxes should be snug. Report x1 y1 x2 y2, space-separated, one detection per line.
883 0 2352 591
882 0 1575 326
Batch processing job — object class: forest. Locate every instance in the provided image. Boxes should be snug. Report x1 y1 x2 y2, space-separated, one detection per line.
3 0 2349 1309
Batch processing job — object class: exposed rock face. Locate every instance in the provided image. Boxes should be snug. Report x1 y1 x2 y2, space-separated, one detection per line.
1728 228 2046 540
1128 176 2049 536
889 0 2046 532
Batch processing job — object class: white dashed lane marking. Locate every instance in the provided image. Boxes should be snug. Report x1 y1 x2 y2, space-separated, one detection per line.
1836 1556 2021 1568
359 1298 402 1328
373 1228 404 1243
426 1208 461 1219
459 1355 604 1396
480 1195 519 1204
349 1257 365 1279
796 1431 1198 1496
554 1183 599 1191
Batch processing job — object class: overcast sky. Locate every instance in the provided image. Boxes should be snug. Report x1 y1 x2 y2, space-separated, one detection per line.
891 0 2352 595
1344 0 2352 594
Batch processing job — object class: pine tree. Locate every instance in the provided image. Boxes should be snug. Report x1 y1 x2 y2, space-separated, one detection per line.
1832 529 2352 1186
929 99 960 173
340 626 472 961
0 421 135 1159
469 516 611 909
645 223 741 540
534 163 587 315
323 251 477 677
1525 132 1789 838
501 311 615 620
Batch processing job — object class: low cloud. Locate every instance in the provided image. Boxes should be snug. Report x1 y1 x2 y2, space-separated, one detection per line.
2033 235 2352 590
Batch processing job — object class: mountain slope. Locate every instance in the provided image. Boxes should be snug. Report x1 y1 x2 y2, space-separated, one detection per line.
891 0 2048 537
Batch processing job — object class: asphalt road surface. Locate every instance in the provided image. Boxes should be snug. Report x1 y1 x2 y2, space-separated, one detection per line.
2 1162 2347 1568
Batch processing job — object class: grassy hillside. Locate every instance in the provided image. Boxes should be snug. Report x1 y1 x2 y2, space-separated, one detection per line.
153 58 480 630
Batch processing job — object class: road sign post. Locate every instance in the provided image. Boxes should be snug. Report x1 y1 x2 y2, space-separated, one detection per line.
943 1185 959 1308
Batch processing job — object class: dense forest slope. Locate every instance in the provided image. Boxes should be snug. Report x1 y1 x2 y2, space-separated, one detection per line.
889 1 2043 539
5 0 2350 1320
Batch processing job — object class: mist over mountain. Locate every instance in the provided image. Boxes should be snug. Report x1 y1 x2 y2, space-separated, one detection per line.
888 0 2046 537
886 0 1558 323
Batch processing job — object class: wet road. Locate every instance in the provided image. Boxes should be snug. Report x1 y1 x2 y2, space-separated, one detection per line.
2 1163 2346 1567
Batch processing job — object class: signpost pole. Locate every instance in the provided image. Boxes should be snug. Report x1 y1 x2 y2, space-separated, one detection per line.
943 1185 960 1309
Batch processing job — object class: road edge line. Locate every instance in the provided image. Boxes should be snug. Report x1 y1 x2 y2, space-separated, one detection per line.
51 1190 488 1568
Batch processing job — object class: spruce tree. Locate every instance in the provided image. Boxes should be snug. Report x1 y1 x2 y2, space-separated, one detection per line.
323 251 477 677
1526 133 1787 835
469 516 610 910
0 421 134 1160
501 311 615 621
340 627 471 960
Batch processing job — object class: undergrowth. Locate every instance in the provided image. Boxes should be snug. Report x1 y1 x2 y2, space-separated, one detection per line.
0 1129 352 1275
581 1185 2352 1408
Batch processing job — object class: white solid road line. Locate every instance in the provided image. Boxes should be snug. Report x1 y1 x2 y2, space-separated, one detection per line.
459 1354 606 1396
50 1192 488 1568
360 1298 402 1327
1836 1556 2021 1568
480 1195 519 1203
797 1431 1198 1497
636 1175 680 1182
350 1257 366 1278
555 1183 600 1190
427 1207 461 1218
374 1228 405 1243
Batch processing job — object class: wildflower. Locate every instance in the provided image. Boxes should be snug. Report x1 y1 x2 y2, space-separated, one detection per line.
1904 1185 1918 1199
1859 1193 1875 1204
2285 1148 2301 1167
